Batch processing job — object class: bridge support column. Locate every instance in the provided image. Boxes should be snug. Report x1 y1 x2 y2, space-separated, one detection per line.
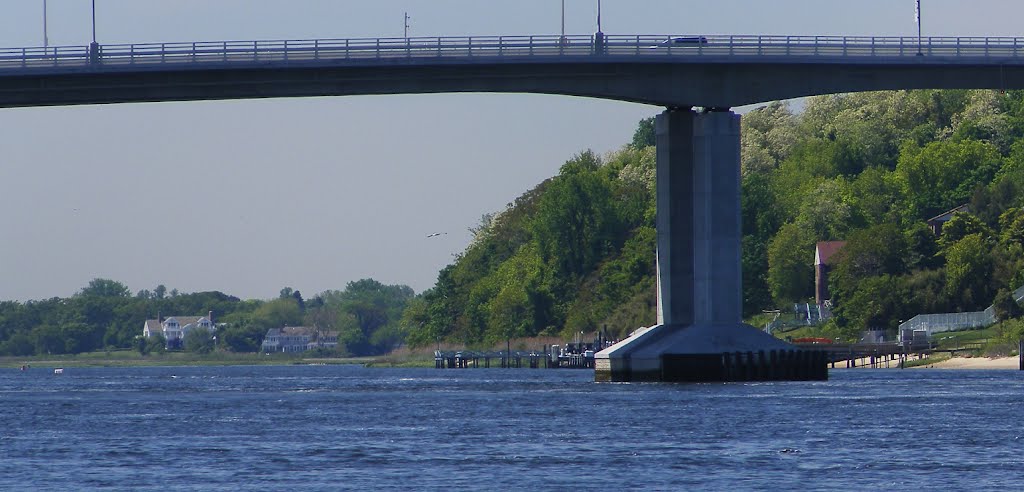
596 108 825 382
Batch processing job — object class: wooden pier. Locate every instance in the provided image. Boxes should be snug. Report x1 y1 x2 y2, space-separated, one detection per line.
795 342 934 369
434 348 595 369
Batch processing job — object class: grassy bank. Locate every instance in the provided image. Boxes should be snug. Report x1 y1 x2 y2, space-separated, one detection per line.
902 352 952 368
0 350 377 369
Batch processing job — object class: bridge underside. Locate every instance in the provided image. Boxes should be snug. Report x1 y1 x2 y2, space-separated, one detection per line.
3 59 1024 109
594 109 827 382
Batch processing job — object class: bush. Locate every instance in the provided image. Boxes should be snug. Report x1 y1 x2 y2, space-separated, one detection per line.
184 330 214 354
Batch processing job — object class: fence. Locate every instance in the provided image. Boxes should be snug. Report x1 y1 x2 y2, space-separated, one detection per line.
899 284 1024 338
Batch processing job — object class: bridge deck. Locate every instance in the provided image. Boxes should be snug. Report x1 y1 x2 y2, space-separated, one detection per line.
3 34 1024 74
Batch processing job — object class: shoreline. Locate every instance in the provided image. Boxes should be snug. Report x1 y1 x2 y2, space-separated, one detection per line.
913 355 1020 370
833 355 1021 370
1 354 382 369
7 352 1020 371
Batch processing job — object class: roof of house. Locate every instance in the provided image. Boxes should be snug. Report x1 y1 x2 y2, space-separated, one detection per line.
927 204 970 224
264 326 338 340
815 241 847 266
144 315 212 336
164 316 207 326
282 326 314 336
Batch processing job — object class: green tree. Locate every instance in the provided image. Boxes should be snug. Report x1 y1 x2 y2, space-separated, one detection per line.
315 279 415 355
766 223 815 304
850 166 902 226
219 325 263 352
945 233 995 309
793 179 854 241
992 288 1023 322
532 151 621 281
938 212 993 250
835 275 910 335
484 244 547 342
1 332 35 356
998 208 1024 249
895 139 1002 220
146 334 167 354
78 278 131 298
831 224 908 288
631 117 656 149
184 329 215 354
31 324 65 355
904 222 941 270
829 224 909 328
251 298 304 331
950 90 1016 154
741 101 798 175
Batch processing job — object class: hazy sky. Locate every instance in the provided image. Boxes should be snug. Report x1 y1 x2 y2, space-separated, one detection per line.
1 1 1023 302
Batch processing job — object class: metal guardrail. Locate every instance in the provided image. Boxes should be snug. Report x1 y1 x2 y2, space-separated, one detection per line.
2 34 1024 72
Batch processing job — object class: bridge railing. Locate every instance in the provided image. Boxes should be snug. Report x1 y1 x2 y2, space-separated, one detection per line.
2 34 1024 71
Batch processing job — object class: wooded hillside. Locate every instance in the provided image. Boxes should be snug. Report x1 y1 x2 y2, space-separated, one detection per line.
405 90 1024 345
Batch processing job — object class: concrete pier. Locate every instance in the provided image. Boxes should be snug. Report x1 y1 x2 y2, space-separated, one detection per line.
595 109 825 382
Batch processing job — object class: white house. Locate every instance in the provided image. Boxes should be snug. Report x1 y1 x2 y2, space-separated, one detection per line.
261 326 339 353
143 311 216 349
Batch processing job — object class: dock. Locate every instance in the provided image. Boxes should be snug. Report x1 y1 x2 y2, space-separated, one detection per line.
434 343 600 369
795 341 935 368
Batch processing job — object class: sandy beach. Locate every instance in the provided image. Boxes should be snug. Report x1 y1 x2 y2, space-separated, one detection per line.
917 356 1021 370
833 355 1021 370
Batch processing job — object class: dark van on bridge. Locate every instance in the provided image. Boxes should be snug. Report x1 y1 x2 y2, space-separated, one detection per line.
652 36 709 48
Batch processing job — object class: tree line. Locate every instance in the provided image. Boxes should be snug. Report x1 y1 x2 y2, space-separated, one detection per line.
0 278 414 357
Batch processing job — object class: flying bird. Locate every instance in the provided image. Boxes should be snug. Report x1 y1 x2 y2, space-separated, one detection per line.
426 232 447 238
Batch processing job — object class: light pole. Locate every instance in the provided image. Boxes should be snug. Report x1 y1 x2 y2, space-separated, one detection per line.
404 12 410 38
43 0 48 48
915 0 923 56
89 0 99 64
561 0 565 41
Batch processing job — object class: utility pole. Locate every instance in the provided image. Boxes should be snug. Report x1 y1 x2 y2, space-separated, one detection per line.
404 12 410 38
561 0 565 40
43 0 48 48
89 0 100 64
915 0 923 56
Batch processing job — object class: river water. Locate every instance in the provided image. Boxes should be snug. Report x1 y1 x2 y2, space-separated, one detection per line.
1 365 1021 490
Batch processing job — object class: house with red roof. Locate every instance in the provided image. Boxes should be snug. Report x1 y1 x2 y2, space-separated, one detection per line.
814 241 846 307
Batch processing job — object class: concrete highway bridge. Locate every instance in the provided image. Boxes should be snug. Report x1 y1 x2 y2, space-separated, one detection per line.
2 34 1024 107
5 33 1023 382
